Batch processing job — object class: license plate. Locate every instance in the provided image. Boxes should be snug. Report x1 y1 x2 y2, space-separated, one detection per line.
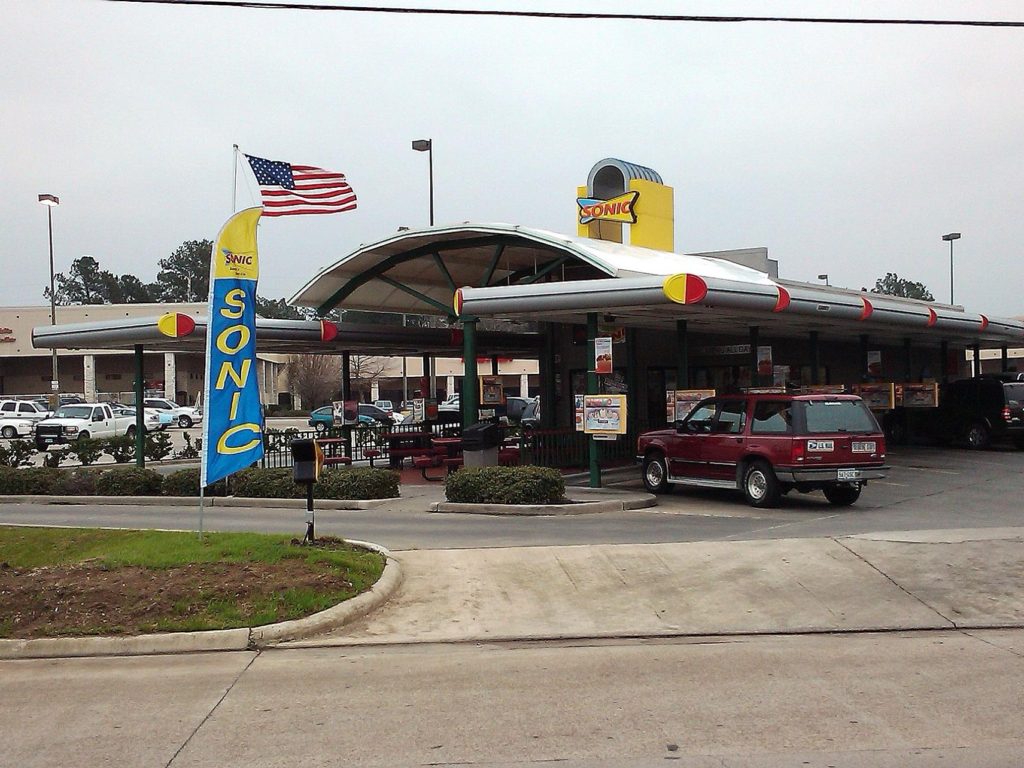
852 441 876 453
838 469 861 481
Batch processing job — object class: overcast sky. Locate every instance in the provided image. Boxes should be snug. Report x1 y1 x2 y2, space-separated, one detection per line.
4 0 1023 316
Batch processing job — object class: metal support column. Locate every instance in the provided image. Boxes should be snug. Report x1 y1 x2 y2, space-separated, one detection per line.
462 318 478 430
626 327 640 432
973 343 981 377
940 341 949 383
491 356 499 376
809 331 820 385
860 335 870 379
1002 345 1009 373
341 351 352 458
540 323 557 428
749 326 760 386
676 319 689 389
587 312 600 488
904 338 914 382
421 354 431 398
134 345 145 468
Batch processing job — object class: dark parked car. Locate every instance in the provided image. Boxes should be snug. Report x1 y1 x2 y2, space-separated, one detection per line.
637 393 888 507
935 376 1024 449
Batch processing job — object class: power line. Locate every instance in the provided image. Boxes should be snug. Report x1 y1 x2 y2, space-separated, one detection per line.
102 1 1024 28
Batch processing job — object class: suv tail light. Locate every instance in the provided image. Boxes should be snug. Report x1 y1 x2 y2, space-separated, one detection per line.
1003 406 1012 422
790 440 805 463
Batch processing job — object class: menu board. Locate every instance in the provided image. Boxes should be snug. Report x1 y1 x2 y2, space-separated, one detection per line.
574 394 585 432
851 383 896 411
797 385 847 395
584 395 627 435
479 375 503 406
667 389 715 422
897 382 939 408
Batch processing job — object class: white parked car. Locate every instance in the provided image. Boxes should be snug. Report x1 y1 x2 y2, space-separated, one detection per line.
35 403 138 449
107 404 162 434
142 397 203 428
0 399 52 423
0 416 35 439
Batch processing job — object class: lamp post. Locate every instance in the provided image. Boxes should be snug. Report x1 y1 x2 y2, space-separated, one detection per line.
411 139 433 226
412 139 436 399
38 193 60 406
942 232 961 305
817 274 829 286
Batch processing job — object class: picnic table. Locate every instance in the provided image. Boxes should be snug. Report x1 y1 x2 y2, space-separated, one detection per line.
316 437 352 467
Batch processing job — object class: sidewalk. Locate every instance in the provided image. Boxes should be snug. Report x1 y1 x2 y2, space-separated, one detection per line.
289 526 1024 646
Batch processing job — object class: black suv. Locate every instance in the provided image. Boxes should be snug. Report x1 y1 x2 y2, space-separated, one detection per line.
936 377 1024 449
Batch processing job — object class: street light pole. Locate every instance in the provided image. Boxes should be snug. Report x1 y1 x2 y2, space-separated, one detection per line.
39 193 60 406
942 232 961 305
411 139 434 226
412 139 436 398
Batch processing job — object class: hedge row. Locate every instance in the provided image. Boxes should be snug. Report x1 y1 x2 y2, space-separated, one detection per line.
0 466 399 500
444 466 565 505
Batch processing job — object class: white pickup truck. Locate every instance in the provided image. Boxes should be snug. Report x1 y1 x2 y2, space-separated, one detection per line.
34 403 138 449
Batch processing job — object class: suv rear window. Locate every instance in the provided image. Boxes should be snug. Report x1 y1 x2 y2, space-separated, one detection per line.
751 401 793 434
1004 383 1024 406
800 400 879 434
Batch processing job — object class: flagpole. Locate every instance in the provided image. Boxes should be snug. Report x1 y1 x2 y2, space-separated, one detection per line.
232 144 239 212
198 486 205 540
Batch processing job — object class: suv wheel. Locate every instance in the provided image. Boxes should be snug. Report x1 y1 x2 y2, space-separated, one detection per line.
965 422 990 450
1 426 17 439
77 431 91 441
743 460 781 508
126 425 136 439
642 453 671 494
824 483 861 507
178 415 193 428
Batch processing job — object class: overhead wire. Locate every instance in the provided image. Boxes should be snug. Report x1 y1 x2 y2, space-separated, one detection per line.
102 1 1024 28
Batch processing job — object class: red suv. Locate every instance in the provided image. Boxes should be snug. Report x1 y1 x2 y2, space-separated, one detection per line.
637 394 888 507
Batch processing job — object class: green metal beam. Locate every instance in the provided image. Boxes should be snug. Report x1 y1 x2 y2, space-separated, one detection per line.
497 250 575 286
432 252 457 292
480 243 505 288
315 235 521 315
134 345 145 468
376 275 454 317
517 255 571 286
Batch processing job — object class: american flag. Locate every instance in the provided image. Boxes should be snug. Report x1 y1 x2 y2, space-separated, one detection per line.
244 153 357 217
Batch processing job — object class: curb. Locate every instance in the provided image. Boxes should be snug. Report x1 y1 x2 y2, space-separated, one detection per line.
429 488 656 515
0 541 402 660
0 495 393 510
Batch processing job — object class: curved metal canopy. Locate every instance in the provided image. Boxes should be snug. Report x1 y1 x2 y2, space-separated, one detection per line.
289 222 771 318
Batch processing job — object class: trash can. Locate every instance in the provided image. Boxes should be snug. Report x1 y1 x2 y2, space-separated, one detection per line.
462 421 501 467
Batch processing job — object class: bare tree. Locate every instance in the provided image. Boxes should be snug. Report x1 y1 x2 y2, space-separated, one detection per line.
350 355 388 401
287 354 341 410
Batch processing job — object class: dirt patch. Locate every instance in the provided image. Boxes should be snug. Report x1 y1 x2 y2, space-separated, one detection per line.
0 558 354 639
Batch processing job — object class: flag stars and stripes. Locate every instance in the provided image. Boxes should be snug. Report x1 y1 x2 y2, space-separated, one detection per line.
244 153 357 217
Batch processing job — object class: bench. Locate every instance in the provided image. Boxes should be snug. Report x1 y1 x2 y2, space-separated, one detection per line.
323 455 352 467
444 457 464 474
389 446 431 468
412 453 445 481
363 448 381 468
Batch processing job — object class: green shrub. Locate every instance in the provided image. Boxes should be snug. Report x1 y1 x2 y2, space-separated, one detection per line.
162 468 228 497
315 467 399 500
42 446 74 468
175 431 201 460
0 440 36 468
103 435 136 464
144 431 173 461
13 467 63 495
51 468 100 496
72 438 104 466
445 466 565 505
230 468 303 499
95 467 163 496
0 466 28 494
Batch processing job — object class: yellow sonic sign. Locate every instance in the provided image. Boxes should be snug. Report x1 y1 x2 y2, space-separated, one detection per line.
576 190 639 225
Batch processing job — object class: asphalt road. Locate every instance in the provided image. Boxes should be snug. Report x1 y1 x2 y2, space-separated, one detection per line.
1 445 1021 550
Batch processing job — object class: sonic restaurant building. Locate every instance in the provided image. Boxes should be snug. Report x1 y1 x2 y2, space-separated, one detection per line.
31 157 1024 437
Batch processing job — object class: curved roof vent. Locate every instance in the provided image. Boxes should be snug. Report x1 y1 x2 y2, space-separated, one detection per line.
586 158 663 198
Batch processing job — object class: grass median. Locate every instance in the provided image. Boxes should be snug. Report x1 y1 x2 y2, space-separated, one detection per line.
0 527 385 639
